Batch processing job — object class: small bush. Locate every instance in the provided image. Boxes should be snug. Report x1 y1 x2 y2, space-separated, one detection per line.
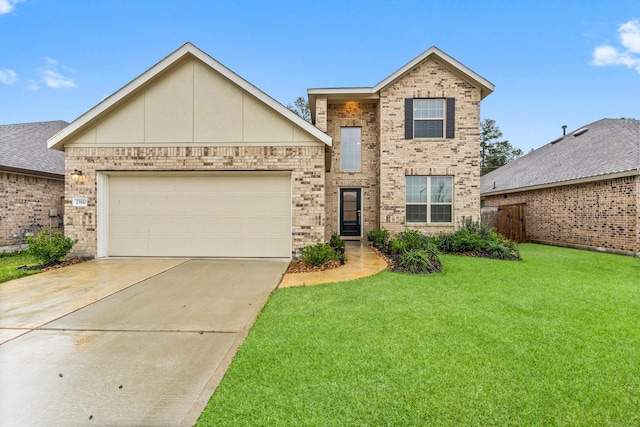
27 228 74 265
367 227 390 249
398 229 438 252
329 233 345 250
398 250 441 274
390 238 407 254
300 243 338 266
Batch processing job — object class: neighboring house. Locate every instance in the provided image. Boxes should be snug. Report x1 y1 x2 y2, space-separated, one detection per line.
48 43 493 259
0 120 68 246
481 118 640 257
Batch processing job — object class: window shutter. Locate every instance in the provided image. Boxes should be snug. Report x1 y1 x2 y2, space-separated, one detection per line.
446 97 455 139
404 98 413 139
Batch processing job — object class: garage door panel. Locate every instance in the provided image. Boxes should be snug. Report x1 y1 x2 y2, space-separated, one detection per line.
107 172 291 257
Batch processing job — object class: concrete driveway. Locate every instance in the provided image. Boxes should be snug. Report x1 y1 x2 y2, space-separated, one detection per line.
0 258 288 426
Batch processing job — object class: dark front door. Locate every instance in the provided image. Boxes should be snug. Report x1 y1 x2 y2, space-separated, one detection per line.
340 188 361 237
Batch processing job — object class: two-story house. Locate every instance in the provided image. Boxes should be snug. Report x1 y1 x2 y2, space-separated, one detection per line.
48 43 493 259
309 47 494 241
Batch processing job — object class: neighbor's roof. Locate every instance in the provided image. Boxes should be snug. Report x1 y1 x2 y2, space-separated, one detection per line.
308 46 495 119
481 118 640 196
0 120 68 178
49 42 332 150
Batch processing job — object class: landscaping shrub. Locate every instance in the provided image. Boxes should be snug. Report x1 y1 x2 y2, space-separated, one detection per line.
437 218 521 260
375 229 443 274
329 233 345 250
398 250 441 274
366 227 390 249
27 228 75 266
299 243 338 266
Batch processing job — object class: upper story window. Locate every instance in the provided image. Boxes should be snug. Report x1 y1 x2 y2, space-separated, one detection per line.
414 99 444 138
341 127 361 171
404 97 455 139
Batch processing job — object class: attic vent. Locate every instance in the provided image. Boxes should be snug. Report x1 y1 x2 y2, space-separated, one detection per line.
550 136 563 145
573 127 588 137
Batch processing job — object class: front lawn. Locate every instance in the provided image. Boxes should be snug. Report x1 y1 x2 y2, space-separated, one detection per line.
198 244 640 426
0 251 41 283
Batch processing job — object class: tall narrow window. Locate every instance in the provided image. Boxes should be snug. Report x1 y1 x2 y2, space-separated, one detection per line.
405 176 453 223
413 99 444 138
341 127 361 171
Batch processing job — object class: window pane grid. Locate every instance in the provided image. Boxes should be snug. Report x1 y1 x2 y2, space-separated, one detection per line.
413 99 445 138
405 175 453 223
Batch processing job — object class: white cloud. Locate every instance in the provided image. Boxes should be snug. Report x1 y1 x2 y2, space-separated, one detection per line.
0 69 17 84
0 0 25 15
40 57 75 89
591 19 640 73
620 19 640 53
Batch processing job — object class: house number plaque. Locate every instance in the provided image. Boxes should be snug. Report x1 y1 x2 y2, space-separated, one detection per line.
72 197 88 207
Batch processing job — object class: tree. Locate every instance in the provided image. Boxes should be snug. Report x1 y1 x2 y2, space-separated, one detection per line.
286 97 311 122
480 119 523 175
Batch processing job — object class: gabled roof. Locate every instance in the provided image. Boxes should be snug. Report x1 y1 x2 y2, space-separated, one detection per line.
308 46 494 118
0 120 68 178
481 119 640 196
49 42 332 150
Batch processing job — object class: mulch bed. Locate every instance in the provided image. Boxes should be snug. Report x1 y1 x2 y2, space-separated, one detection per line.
18 257 92 273
286 259 342 274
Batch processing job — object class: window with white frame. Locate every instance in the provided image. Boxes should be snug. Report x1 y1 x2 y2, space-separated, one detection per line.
340 127 361 171
405 176 453 223
413 99 444 138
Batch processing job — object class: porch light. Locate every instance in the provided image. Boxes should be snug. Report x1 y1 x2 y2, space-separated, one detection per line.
71 169 83 182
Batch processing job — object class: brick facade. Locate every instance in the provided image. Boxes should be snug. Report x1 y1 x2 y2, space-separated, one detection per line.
378 58 482 236
64 146 325 257
324 101 380 240
321 57 483 240
483 176 640 255
0 172 64 246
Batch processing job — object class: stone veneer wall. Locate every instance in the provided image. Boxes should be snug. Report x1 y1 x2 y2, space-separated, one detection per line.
0 172 64 246
483 176 640 255
324 101 380 240
64 146 325 258
378 57 482 236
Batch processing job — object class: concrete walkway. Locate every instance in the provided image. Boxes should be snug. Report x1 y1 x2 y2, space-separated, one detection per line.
280 241 387 288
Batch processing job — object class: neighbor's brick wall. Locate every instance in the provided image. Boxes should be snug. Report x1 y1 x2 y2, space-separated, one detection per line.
0 172 64 246
483 176 640 254
64 146 325 258
378 57 482 236
325 101 380 240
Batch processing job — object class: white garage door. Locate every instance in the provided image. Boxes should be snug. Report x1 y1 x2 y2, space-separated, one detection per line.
105 172 291 257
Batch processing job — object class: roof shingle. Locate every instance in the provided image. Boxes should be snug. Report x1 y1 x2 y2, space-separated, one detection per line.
481 118 640 195
0 120 68 177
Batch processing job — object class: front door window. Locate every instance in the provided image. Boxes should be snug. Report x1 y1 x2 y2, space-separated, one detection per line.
340 188 361 237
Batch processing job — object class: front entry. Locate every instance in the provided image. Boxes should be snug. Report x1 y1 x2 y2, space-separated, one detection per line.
339 188 361 237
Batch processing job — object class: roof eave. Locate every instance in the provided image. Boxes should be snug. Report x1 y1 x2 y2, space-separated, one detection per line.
481 169 640 196
373 46 495 99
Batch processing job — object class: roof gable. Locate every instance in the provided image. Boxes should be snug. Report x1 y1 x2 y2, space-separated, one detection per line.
307 46 494 119
49 43 331 150
481 119 640 195
0 120 68 177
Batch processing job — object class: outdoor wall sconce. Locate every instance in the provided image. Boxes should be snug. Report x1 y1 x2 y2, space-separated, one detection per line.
70 169 83 182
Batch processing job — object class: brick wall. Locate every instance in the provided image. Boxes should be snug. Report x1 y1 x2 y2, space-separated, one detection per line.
378 57 482 236
0 172 64 246
325 101 380 239
64 146 325 257
483 176 640 255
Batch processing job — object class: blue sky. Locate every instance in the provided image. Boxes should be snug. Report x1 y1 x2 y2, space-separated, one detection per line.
1 0 638 152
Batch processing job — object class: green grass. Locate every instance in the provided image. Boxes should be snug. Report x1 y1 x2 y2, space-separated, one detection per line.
0 251 42 283
197 244 640 426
